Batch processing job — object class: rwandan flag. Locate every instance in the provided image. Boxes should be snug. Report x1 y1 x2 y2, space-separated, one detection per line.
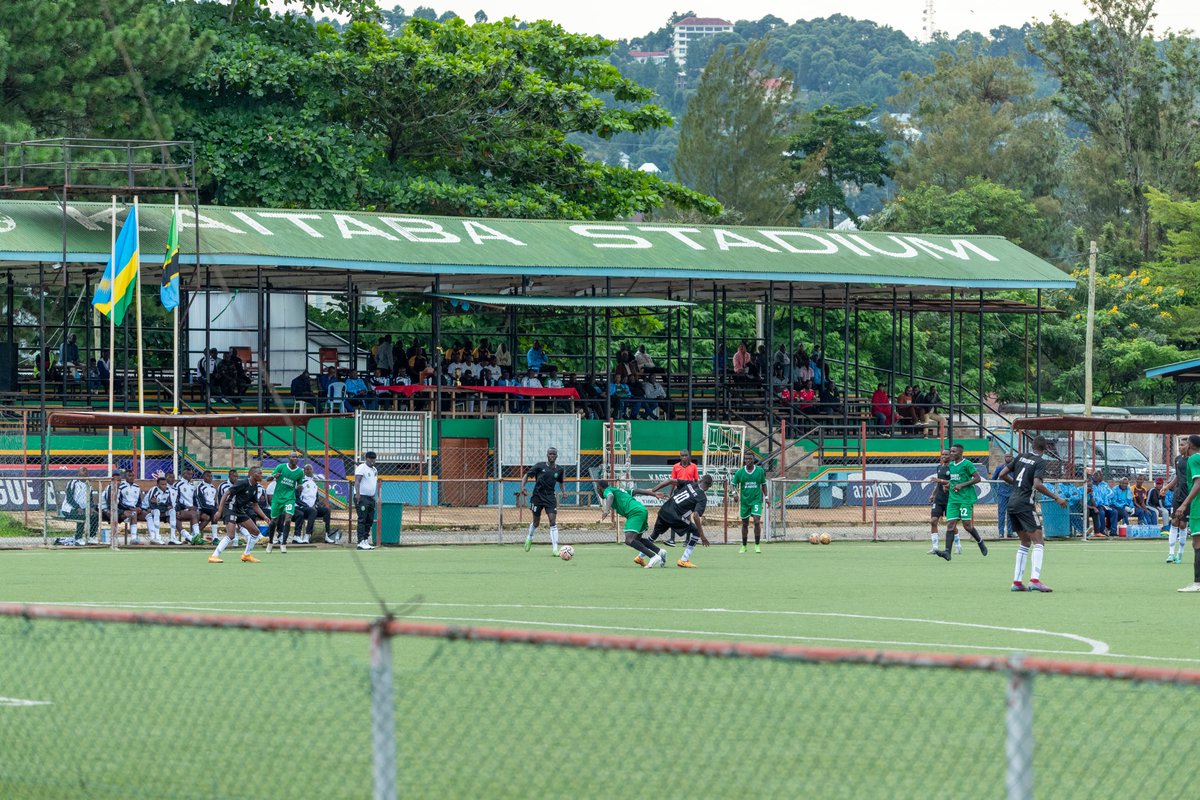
92 206 139 325
160 210 180 312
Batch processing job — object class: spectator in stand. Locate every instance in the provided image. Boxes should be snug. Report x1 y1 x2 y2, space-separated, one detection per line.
406 346 429 384
197 347 219 388
344 369 374 409
732 342 752 376
797 380 817 411
635 345 662 374
795 358 814 386
319 366 338 393
991 453 1014 538
755 345 769 379
773 344 792 384
473 339 492 363
608 372 631 419
895 386 918 434
481 357 501 385
713 343 726 373
495 343 512 369
923 386 946 436
60 334 80 370
871 384 893 430
290 369 316 403
1107 476 1135 530
615 357 639 383
1148 477 1170 530
1132 474 1157 525
526 340 548 373
1086 470 1111 536
616 342 636 370
810 356 824 388
641 374 667 419
376 336 393 380
516 367 542 413
793 344 809 373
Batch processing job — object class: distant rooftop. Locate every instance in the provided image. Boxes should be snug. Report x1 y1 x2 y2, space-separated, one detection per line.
628 51 669 57
674 17 733 27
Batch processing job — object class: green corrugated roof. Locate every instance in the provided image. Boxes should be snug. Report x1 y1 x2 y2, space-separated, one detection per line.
0 199 1075 290
433 293 692 308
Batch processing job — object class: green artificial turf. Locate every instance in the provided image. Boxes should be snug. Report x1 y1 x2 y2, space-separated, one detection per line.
0 539 1196 798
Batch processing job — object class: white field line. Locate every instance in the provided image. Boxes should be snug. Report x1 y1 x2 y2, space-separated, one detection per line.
0 696 51 707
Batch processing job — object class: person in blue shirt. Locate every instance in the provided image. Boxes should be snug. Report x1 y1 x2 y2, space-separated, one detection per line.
1086 470 1111 536
1106 476 1135 530
526 340 548 372
343 370 374 409
991 453 1014 538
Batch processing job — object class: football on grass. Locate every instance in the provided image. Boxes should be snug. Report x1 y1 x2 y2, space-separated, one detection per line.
808 534 820 545
559 545 575 561
819 533 831 545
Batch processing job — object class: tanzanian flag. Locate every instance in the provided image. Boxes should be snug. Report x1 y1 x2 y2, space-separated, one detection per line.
160 210 180 311
92 205 139 325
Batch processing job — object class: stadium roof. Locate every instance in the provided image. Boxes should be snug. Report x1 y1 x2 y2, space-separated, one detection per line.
431 294 692 309
1144 357 1200 383
0 200 1074 300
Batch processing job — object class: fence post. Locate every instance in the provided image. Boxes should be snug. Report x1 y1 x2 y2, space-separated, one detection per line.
1005 655 1034 800
369 620 397 800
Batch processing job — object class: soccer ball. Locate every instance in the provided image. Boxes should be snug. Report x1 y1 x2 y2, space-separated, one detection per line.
808 533 820 545
559 545 575 561
819 533 832 545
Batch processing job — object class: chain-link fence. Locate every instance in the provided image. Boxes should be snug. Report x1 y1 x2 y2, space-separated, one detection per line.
1 604 1196 799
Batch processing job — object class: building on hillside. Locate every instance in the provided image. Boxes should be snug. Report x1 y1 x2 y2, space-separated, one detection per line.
672 16 734 64
629 50 670 65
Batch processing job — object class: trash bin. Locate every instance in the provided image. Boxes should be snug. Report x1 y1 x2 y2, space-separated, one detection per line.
1041 498 1072 538
379 501 403 546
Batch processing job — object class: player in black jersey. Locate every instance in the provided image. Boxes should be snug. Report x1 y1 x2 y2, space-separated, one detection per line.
648 475 713 568
208 466 270 563
926 450 960 555
999 436 1067 592
1165 439 1191 563
520 447 566 555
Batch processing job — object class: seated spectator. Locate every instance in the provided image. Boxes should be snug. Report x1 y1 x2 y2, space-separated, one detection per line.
713 344 726 373
495 343 512 368
871 384 893 429
526 340 548 373
376 335 393 378
290 369 316 402
515 367 541 413
319 366 338 393
1107 476 1135 530
1086 470 1110 536
634 345 663 374
754 345 769 379
608 373 631 419
792 344 809 372
1132 475 1157 525
1148 477 1169 529
344 370 374 409
615 358 639 383
797 380 817 410
795 360 814 385
640 374 667 419
88 358 104 391
473 339 492 363
732 342 752 376
895 386 918 433
616 342 636 369
480 357 502 385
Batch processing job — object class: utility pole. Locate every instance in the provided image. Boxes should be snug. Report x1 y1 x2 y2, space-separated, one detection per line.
1083 240 1097 416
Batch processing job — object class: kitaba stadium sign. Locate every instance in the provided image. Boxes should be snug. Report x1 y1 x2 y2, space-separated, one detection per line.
0 200 1075 290
0 477 40 511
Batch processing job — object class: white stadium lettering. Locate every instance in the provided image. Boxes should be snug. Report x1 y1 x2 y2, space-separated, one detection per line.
905 237 1000 262
256 212 323 237
757 230 838 254
333 214 398 241
461 220 526 246
637 226 706 250
379 218 461 243
569 224 651 249
713 229 778 253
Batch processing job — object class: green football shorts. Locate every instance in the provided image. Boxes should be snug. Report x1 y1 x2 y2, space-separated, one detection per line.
945 500 974 521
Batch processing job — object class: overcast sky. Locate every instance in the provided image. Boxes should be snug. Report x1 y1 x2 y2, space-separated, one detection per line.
386 1 1196 42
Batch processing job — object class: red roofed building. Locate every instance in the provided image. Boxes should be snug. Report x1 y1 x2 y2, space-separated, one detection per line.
673 17 734 64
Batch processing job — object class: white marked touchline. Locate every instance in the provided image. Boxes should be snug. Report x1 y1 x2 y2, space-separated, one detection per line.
24 600 1111 655
0 696 51 707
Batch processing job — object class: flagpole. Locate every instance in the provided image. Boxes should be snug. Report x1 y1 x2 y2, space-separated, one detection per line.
134 196 145 479
107 196 116 481
171 193 180 476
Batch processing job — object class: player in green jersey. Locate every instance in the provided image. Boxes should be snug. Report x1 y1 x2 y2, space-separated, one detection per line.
1174 435 1200 592
596 479 667 566
731 452 768 554
933 443 988 562
265 451 304 554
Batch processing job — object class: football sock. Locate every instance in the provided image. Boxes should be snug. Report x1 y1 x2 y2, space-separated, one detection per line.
1030 544 1044 581
1170 527 1181 555
966 527 982 543
244 530 257 555
742 531 748 546
682 543 694 561
931 533 939 549
192 523 200 539
1014 545 1029 583
213 536 230 557
953 534 960 546
525 523 534 542
550 525 559 551
130 523 139 540
754 527 761 544
279 520 291 544
628 539 655 558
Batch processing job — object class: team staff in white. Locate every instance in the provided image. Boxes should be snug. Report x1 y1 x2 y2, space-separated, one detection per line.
197 471 219 542
296 464 338 544
173 467 202 543
60 467 96 542
142 474 176 545
354 451 378 550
